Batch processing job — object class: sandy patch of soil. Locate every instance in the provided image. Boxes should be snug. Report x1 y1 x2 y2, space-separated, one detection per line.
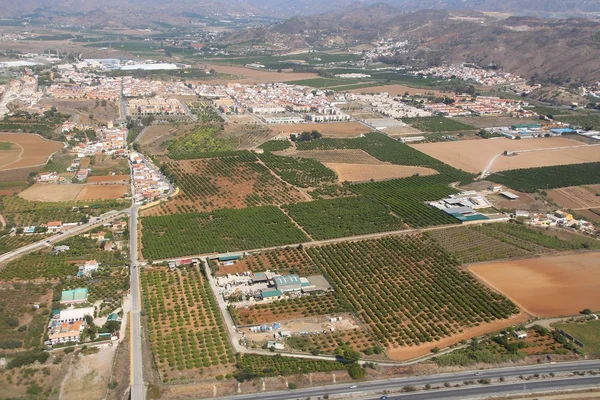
325 163 437 183
87 175 129 183
76 184 128 200
469 252 600 317
19 183 83 201
59 344 117 400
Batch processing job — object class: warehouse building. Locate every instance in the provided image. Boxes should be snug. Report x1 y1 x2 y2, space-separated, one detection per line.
273 274 302 292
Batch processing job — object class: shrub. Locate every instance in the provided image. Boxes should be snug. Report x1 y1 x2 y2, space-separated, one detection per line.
7 351 49 369
288 383 297 389
348 363 365 380
0 339 23 349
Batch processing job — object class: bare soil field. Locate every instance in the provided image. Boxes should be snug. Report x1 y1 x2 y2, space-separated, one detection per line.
269 122 370 138
452 116 543 129
548 185 600 210
59 344 116 400
411 137 589 173
87 175 129 183
469 252 600 317
40 99 119 124
19 183 83 201
324 163 437 183
279 149 383 164
387 311 530 361
202 63 321 82
492 145 600 172
350 84 442 96
76 184 128 200
0 133 63 171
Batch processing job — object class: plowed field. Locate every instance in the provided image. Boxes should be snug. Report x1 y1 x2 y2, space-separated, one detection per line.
469 252 600 317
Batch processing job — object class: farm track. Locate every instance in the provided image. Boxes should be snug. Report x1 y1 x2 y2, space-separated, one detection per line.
481 143 600 178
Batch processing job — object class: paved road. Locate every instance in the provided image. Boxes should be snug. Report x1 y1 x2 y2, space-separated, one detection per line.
129 204 145 400
0 209 127 264
220 360 600 400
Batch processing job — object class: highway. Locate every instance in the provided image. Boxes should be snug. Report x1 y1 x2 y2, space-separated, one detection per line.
220 360 600 400
129 204 145 400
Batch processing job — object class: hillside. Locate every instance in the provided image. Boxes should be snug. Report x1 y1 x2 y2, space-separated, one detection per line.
228 7 600 82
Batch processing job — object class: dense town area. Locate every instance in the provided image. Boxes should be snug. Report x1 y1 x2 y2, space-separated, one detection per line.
0 15 599 400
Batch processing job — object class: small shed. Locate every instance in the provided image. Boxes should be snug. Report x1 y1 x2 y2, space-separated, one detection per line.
514 330 528 339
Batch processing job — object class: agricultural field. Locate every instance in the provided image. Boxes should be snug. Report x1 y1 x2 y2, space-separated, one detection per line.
283 196 405 240
146 153 307 215
187 101 224 123
141 267 235 381
548 185 600 210
427 222 600 263
215 247 319 277
411 137 587 174
141 206 309 260
427 226 531 264
167 126 235 159
488 162 600 192
307 234 521 360
0 235 128 281
324 163 437 183
19 183 128 202
269 122 370 139
553 319 600 357
235 353 346 381
0 234 50 255
553 113 600 130
469 252 600 317
475 222 600 252
351 175 460 227
295 132 473 183
0 196 127 226
0 283 53 351
402 117 475 133
285 328 381 358
231 293 348 325
89 154 130 176
41 150 74 173
258 152 337 188
258 140 291 152
0 133 63 171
